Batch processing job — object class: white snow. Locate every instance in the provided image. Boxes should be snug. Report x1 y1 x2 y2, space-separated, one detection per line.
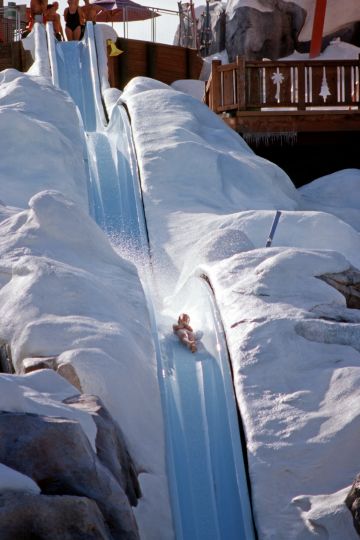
0 463 40 495
281 38 360 62
1 23 360 539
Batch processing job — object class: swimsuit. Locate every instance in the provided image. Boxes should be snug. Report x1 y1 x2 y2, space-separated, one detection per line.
65 8 80 30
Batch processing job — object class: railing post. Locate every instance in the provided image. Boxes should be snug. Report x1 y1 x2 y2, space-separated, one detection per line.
297 62 306 110
236 55 246 110
210 59 221 112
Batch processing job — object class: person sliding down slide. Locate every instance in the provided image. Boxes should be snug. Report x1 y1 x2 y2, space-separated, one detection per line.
173 313 198 353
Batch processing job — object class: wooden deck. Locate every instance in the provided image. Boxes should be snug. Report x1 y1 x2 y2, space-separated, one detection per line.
204 56 360 186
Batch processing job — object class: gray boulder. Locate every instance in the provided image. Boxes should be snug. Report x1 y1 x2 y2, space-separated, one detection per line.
0 412 139 540
346 473 360 534
225 0 306 60
0 492 112 540
64 394 141 506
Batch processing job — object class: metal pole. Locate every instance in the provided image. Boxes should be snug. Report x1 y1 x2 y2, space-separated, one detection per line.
309 0 327 58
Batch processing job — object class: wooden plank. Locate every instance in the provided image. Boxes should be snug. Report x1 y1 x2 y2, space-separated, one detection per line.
297 63 306 109
222 68 235 107
109 37 202 90
236 56 246 110
210 59 221 112
246 65 261 109
227 110 360 133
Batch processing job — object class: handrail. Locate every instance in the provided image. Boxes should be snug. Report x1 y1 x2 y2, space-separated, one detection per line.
206 55 360 114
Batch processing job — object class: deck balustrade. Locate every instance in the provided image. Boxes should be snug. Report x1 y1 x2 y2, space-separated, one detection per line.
205 56 360 113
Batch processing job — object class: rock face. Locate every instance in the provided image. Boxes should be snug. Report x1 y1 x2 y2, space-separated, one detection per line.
0 492 112 540
0 412 140 540
346 474 360 534
21 356 82 391
318 268 360 309
64 394 141 506
225 0 306 60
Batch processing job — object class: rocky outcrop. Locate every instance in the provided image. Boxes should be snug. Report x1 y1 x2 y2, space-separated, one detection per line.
0 492 112 540
318 268 360 309
64 394 141 506
20 356 82 391
0 411 139 540
346 474 360 534
225 0 306 61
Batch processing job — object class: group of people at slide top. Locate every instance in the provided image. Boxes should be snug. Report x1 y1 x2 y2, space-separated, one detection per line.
25 0 102 41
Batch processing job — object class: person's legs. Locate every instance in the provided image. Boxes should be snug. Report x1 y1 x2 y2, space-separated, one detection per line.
65 26 73 40
73 25 81 40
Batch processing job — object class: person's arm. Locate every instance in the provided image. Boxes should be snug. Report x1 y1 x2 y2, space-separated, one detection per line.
63 7 68 21
78 6 86 26
56 13 65 39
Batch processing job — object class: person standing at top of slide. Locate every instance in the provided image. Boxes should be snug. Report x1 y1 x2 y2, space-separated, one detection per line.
45 2 65 40
30 0 47 23
64 0 85 40
82 0 102 23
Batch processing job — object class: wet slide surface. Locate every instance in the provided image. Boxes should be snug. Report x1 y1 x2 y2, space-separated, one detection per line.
159 276 255 540
56 40 97 131
47 26 255 540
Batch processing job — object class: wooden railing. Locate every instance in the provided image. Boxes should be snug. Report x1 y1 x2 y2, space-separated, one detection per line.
205 56 360 113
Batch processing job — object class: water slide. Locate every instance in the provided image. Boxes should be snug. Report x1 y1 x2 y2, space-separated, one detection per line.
44 23 256 540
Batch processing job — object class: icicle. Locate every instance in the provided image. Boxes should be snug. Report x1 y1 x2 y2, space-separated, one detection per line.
243 132 298 146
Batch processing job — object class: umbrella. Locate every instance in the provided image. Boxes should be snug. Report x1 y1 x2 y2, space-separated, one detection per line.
92 0 159 23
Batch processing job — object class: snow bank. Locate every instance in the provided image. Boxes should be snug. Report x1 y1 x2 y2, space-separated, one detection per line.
123 77 299 290
281 38 360 61
299 169 360 232
0 70 88 211
205 247 360 539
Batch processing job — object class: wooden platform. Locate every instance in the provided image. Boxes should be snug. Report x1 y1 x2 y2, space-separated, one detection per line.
108 37 203 90
204 57 360 186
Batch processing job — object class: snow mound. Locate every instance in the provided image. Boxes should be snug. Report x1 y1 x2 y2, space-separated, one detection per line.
208 246 360 538
124 79 299 216
0 72 88 211
299 169 360 232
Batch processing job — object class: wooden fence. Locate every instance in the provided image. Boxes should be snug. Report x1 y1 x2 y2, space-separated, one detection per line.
108 37 203 90
205 56 360 112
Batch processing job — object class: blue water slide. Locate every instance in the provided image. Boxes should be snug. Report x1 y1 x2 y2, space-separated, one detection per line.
44 24 256 540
